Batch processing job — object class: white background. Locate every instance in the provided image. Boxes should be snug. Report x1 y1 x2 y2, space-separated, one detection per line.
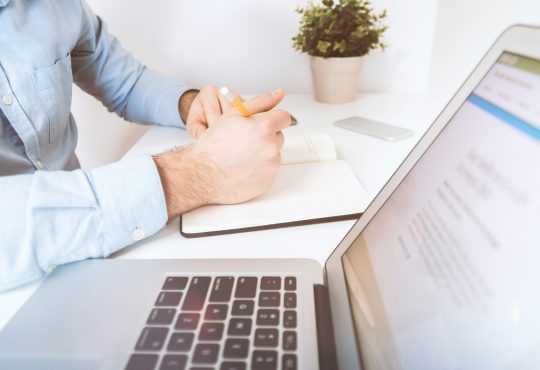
73 0 540 168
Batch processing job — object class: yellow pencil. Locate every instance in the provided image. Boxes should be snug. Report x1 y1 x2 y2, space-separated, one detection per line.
220 86 251 117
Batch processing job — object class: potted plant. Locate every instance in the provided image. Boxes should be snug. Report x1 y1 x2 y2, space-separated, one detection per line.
293 0 387 103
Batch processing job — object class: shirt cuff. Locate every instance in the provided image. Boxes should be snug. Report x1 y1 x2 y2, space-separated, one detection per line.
124 68 190 127
90 155 168 257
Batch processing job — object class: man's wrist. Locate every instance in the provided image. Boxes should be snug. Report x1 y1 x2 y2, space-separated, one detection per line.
178 89 200 124
153 146 217 219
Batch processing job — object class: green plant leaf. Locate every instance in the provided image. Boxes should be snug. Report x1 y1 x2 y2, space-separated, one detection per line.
292 0 388 58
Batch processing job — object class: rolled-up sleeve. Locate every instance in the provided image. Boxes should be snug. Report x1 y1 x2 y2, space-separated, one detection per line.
71 0 189 126
0 156 168 291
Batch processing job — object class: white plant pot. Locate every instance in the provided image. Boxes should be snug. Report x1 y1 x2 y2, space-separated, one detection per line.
310 56 363 104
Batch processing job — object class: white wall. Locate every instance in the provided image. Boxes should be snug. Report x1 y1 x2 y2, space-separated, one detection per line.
429 0 540 100
73 0 438 168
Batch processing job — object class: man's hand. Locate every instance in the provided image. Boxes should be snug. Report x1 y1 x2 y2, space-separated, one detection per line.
155 88 290 219
180 85 236 138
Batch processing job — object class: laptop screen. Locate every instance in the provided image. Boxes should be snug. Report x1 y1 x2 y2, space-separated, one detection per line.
342 52 540 370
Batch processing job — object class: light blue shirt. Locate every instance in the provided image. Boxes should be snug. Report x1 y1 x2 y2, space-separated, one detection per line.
0 0 189 290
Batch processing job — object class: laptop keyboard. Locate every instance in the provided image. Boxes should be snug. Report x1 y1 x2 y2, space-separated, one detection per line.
125 275 298 370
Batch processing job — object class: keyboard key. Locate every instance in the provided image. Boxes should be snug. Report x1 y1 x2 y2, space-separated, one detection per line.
234 277 257 298
155 291 182 307
135 327 169 351
256 309 279 326
209 276 234 302
251 350 277 370
223 338 249 358
204 304 228 320
192 343 219 364
182 277 211 311
282 331 297 351
163 277 188 290
167 332 194 352
175 313 200 330
227 318 252 336
220 362 246 370
125 353 158 370
254 328 278 347
284 277 297 291
199 322 224 341
260 277 281 290
147 308 176 325
231 300 254 316
282 354 297 370
258 292 280 307
189 368 213 370
159 354 187 370
284 293 296 309
283 311 297 328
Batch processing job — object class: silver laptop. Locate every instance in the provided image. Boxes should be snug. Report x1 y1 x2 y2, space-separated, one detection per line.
1 24 539 370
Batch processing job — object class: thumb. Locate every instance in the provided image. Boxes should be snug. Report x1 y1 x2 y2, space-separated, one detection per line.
242 88 285 115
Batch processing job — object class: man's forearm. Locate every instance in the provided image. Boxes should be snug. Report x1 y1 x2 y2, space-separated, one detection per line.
73 2 189 127
0 157 167 291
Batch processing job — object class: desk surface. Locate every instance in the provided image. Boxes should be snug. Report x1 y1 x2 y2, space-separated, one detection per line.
0 92 445 330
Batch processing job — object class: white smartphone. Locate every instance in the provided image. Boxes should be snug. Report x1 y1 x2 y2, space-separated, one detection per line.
334 116 414 142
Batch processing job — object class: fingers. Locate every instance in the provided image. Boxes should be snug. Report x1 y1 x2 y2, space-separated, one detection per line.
255 109 291 132
187 121 207 138
200 92 222 126
242 88 285 115
218 92 233 112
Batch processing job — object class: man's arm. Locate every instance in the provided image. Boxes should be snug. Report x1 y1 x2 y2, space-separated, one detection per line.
71 1 248 137
0 156 167 291
0 89 290 291
71 0 188 127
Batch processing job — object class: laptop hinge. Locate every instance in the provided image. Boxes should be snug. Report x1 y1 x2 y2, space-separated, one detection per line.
314 284 339 370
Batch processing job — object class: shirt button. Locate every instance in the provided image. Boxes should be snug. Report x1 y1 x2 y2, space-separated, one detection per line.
2 95 13 105
132 227 145 241
36 160 44 170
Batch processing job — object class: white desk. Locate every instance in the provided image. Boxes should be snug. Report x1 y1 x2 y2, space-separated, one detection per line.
0 93 444 331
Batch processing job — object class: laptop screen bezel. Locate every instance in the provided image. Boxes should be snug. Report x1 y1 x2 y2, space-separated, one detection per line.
322 24 540 370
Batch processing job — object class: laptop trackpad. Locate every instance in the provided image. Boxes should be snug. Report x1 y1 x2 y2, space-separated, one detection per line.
0 260 165 369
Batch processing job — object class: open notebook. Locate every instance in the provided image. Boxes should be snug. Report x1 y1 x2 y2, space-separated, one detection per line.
180 132 370 237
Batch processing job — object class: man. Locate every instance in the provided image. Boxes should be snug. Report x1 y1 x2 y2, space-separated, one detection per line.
0 0 290 290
